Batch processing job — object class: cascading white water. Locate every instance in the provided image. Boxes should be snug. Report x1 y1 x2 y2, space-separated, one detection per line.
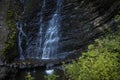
42 0 62 59
18 0 62 60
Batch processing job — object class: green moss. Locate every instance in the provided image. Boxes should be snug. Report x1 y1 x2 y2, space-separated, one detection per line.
2 3 18 62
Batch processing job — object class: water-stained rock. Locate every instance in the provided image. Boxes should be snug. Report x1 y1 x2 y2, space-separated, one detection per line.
20 0 120 59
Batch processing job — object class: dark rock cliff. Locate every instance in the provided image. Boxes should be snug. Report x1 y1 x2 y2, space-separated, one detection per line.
59 0 120 57
0 0 120 62
21 0 120 58
0 0 120 80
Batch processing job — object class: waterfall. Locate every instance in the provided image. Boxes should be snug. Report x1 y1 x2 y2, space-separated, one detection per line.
18 0 62 60
17 21 27 60
36 0 46 59
25 0 46 59
42 0 62 59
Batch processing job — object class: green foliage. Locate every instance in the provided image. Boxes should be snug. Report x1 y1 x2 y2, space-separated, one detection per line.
65 29 120 80
115 12 120 24
25 73 35 80
44 74 59 80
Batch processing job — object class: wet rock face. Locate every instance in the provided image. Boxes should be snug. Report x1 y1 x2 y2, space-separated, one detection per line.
58 0 120 54
23 0 57 22
22 0 120 58
0 0 119 61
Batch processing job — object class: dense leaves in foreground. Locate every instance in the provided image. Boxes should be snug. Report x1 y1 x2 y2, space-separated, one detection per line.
65 28 120 80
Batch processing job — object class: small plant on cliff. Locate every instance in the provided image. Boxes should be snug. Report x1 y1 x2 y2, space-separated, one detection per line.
25 73 35 80
115 11 120 24
44 74 59 80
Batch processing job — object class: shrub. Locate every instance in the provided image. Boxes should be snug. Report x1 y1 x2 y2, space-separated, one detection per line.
44 74 59 80
65 31 120 80
25 73 35 80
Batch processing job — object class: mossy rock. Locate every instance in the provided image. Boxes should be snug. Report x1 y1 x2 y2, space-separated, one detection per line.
1 1 19 62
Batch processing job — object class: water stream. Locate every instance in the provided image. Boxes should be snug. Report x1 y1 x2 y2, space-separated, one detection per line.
17 21 27 60
25 0 46 59
42 0 62 59
16 1 64 79
18 0 62 60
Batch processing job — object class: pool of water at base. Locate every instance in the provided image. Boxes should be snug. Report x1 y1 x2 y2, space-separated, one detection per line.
16 66 67 80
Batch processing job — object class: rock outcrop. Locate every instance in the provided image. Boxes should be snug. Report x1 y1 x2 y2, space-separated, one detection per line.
59 0 120 54
21 0 120 58
0 0 11 80
0 0 9 58
0 0 120 63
